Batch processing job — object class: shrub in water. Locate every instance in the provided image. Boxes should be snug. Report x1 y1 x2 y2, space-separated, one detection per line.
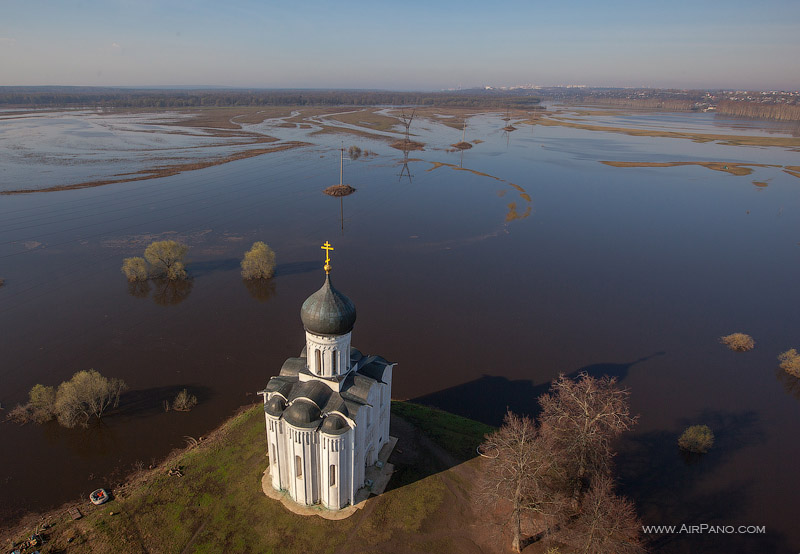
241 241 276 280
173 388 198 412
778 349 800 378
121 257 148 282
720 333 754 352
678 425 714 454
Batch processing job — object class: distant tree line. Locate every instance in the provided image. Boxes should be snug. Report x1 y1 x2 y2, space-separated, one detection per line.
716 100 800 121
0 87 541 109
579 98 698 111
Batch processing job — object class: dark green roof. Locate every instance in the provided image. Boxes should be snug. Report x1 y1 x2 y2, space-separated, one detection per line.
300 274 356 336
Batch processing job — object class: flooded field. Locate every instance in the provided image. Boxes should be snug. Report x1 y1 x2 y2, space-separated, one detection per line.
1 106 799 552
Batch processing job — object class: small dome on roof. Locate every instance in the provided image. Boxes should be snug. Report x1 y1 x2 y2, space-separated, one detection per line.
265 396 286 416
320 414 350 435
283 400 321 428
300 274 356 336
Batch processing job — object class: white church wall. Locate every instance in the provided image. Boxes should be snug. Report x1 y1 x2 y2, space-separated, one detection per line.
319 432 351 509
305 331 352 377
266 414 282 491
286 425 320 505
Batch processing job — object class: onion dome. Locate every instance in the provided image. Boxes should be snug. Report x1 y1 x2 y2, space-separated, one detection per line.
320 414 350 435
300 274 356 336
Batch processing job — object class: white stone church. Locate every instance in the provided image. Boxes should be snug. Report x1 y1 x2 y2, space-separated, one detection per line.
259 244 394 510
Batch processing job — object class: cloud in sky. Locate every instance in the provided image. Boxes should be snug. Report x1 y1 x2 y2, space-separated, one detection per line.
112 42 121 49
0 37 17 44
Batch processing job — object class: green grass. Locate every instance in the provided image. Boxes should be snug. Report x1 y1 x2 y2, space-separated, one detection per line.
7 402 493 553
391 401 494 461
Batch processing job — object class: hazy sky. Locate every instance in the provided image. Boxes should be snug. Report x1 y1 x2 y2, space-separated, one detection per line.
1 0 798 90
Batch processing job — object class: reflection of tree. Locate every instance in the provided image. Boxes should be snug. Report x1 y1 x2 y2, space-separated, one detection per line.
243 278 276 302
152 278 193 306
776 367 800 401
127 280 151 298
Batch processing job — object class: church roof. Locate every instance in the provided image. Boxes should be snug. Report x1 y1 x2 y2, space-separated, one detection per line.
265 396 286 416
283 399 322 428
263 345 392 428
320 414 349 435
300 274 356 336
280 357 306 377
357 356 392 383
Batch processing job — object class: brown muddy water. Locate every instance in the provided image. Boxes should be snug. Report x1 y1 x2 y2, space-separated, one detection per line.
1 108 800 552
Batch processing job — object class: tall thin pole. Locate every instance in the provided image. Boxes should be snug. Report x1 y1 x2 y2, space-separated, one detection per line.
462 120 466 143
339 145 343 186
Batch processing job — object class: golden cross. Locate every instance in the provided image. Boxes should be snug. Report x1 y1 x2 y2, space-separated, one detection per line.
321 241 334 273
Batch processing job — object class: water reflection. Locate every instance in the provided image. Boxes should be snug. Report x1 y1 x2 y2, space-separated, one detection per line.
775 367 800 401
152 278 193 306
616 410 781 553
243 278 276 302
398 147 413 183
127 280 151 298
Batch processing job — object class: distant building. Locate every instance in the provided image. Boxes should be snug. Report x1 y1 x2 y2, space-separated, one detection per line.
259 242 394 509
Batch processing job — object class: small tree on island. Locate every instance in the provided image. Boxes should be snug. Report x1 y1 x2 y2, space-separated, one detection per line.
241 241 276 280
144 240 189 281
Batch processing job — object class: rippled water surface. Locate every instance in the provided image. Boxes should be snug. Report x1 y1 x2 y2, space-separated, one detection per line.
1 108 799 552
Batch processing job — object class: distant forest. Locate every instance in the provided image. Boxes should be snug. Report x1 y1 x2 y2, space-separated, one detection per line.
716 100 800 122
0 87 543 109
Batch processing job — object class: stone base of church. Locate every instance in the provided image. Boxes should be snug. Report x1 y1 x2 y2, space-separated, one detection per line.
261 436 398 520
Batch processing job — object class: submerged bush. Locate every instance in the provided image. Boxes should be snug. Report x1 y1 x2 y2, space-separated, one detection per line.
172 388 198 412
778 349 800 378
6 403 33 424
720 333 754 352
241 241 276 280
678 425 714 454
144 240 189 281
54 369 128 428
28 384 56 423
122 256 148 282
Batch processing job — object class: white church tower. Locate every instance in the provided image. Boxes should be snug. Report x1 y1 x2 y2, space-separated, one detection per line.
259 242 394 510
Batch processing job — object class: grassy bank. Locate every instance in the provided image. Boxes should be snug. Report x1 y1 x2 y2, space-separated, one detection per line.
3 402 493 554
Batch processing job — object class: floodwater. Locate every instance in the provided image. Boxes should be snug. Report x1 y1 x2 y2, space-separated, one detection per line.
1 108 799 552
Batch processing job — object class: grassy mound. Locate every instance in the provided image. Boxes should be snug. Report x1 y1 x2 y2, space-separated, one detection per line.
4 402 493 553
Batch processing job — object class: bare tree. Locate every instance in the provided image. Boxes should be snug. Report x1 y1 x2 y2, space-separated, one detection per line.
538 373 637 501
564 475 645 554
54 369 128 428
478 411 567 552
144 240 188 281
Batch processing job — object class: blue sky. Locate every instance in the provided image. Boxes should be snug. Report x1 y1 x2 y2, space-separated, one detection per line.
1 0 798 90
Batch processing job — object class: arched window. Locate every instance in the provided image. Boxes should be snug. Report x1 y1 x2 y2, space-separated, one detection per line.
329 464 336 487
295 455 303 479
315 349 322 375
332 350 337 375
